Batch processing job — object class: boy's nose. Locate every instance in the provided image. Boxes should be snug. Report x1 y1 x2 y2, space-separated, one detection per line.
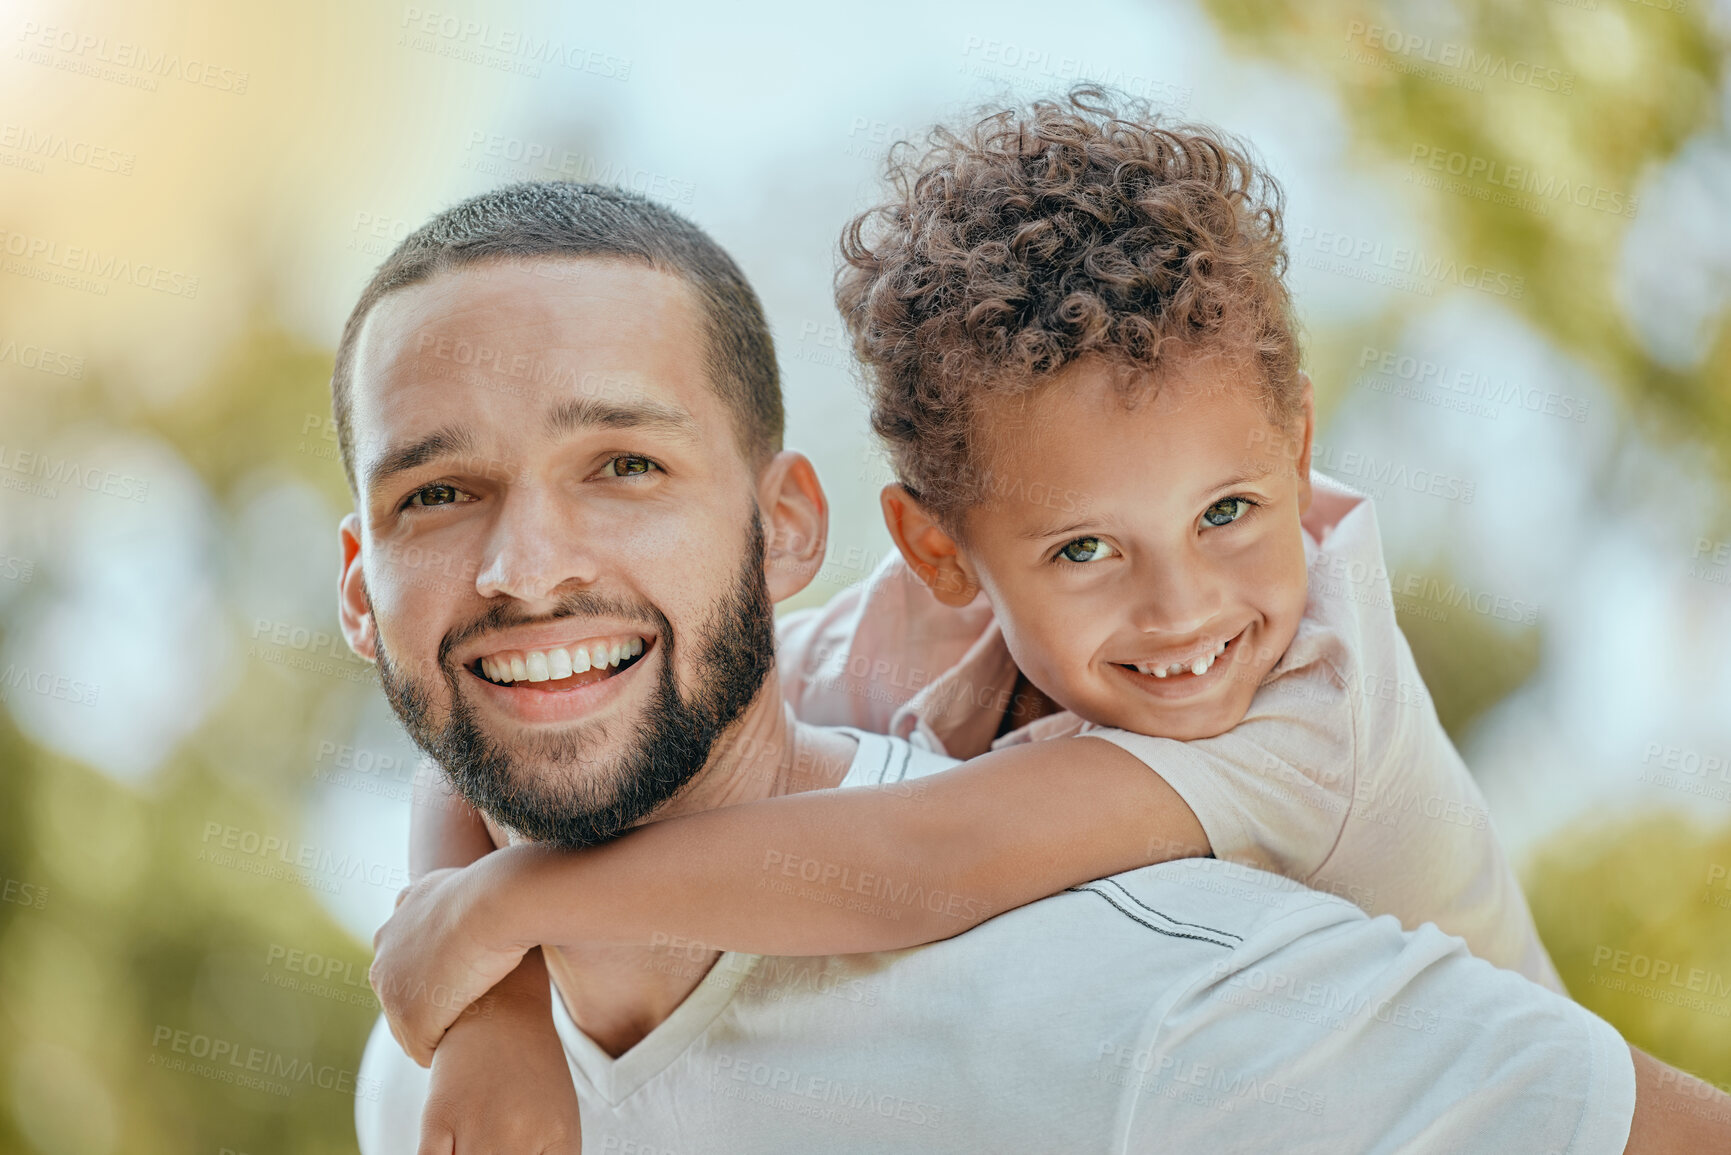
1127 557 1222 636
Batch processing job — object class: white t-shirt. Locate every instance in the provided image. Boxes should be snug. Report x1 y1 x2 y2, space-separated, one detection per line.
358 731 1633 1155
778 474 1565 993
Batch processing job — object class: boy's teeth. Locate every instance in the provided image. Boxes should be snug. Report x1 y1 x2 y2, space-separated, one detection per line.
480 637 648 683
1134 648 1221 679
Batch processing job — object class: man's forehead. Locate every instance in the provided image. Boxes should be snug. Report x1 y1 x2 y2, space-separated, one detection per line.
357 258 700 373
350 257 721 454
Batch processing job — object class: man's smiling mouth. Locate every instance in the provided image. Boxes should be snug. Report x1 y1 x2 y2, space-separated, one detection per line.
472 634 653 688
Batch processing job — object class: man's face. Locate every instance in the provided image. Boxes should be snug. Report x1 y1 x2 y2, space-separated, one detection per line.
341 258 776 846
957 356 1312 742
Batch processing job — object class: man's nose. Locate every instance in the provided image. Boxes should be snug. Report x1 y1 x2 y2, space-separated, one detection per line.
473 487 601 607
1127 551 1222 637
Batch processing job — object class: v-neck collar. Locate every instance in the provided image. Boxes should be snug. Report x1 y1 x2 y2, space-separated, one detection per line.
550 950 764 1105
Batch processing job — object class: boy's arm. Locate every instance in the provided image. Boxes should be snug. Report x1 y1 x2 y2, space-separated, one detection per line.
374 735 1210 1059
410 759 498 874
383 764 584 1152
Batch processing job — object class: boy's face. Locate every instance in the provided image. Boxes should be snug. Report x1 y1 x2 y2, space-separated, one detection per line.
957 356 1313 742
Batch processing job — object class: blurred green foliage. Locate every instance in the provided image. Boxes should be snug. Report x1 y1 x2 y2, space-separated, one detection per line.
1201 0 1731 478
1528 811 1731 1090
0 328 379 1151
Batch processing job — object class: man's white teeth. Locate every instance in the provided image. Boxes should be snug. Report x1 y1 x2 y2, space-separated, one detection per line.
482 637 646 684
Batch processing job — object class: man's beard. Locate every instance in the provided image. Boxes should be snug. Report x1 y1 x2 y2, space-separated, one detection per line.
374 514 775 848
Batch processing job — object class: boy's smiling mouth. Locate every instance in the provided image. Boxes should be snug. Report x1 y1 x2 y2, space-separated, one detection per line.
1114 628 1247 688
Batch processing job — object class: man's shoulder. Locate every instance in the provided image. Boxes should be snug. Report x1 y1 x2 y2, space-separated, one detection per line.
834 728 961 788
996 858 1364 967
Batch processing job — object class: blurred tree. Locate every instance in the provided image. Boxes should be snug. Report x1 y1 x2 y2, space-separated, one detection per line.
1199 0 1729 475
1528 811 1731 1090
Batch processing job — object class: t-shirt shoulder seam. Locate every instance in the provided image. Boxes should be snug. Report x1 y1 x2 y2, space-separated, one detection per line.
1064 881 1242 949
1302 653 1361 883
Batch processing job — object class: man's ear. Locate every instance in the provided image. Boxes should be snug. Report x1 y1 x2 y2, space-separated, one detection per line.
1293 371 1316 514
880 484 979 607
338 513 378 662
757 450 829 602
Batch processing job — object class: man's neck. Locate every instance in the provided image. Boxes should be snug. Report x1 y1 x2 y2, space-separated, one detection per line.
542 673 859 1058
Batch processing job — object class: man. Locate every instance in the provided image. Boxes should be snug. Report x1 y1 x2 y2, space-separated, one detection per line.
337 181 1728 1152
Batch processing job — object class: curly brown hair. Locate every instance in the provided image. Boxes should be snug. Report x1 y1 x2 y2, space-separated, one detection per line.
836 87 1302 534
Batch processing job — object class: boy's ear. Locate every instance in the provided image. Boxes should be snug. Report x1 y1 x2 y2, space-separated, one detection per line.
338 513 378 662
1293 371 1316 514
757 450 829 602
880 484 980 607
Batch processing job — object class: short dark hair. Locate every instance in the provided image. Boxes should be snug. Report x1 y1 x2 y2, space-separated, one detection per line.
330 181 783 494
837 87 1300 533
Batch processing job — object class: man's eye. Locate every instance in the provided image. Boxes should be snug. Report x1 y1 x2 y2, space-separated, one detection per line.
1202 497 1254 528
407 484 471 508
599 455 659 478
1057 537 1118 564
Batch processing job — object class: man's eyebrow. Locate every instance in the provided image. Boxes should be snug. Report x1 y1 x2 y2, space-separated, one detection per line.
364 425 479 497
544 395 700 440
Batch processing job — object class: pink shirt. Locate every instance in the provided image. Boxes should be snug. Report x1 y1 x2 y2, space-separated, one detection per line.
778 473 1564 992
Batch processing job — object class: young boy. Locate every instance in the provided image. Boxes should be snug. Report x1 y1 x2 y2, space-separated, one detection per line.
370 88 1561 1143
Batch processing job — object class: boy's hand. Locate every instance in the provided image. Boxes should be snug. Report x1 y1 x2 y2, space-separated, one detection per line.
418 950 582 1155
371 863 532 1065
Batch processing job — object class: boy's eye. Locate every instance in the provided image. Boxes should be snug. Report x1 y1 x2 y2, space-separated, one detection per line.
1202 497 1253 528
406 484 472 509
599 455 659 478
1057 537 1117 564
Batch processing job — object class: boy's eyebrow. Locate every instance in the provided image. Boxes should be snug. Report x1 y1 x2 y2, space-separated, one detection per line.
1021 459 1282 539
1023 517 1097 541
365 424 479 498
1211 460 1279 490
